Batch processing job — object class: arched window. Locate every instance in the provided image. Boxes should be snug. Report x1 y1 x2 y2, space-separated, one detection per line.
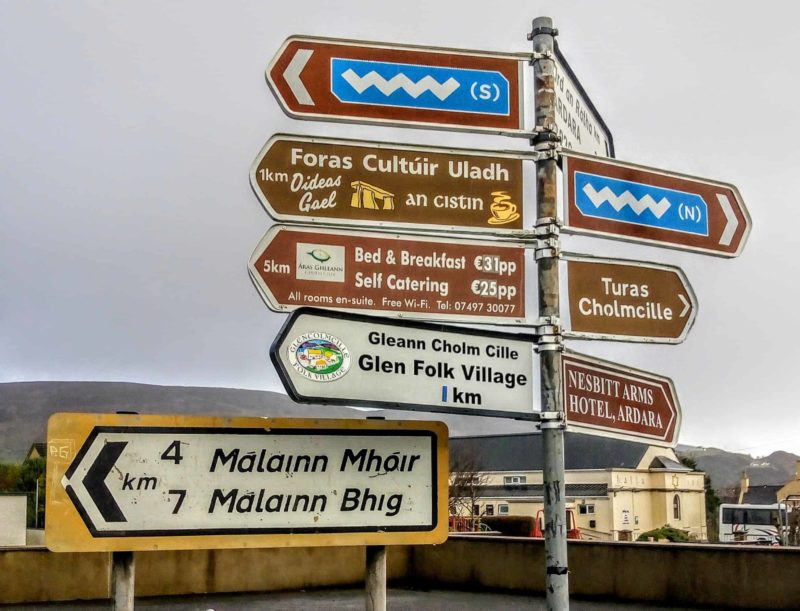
673 494 681 520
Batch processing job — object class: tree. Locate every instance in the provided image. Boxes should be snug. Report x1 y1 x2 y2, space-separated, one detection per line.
449 444 489 530
681 456 721 541
16 457 46 528
0 462 20 491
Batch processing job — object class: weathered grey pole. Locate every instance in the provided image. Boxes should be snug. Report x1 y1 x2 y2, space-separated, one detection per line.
365 545 387 611
111 551 135 611
530 16 569 611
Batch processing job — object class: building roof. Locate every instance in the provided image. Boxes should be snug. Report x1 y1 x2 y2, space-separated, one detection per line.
451 432 651 471
476 483 608 499
25 443 47 461
743 484 781 505
649 455 692 471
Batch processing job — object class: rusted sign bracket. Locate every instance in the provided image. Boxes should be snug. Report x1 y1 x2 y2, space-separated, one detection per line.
530 129 561 149
534 237 560 260
529 50 554 61
533 315 562 336
538 411 566 430
533 221 561 237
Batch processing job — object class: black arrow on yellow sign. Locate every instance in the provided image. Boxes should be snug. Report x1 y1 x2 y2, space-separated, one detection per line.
76 441 128 523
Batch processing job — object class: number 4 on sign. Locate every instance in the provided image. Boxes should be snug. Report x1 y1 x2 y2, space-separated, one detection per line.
161 440 183 464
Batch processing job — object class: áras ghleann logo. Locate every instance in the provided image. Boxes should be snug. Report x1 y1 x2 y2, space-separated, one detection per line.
295 242 345 283
287 332 351 382
307 249 332 262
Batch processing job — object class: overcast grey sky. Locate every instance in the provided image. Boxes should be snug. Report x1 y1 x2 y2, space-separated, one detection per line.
1 1 798 455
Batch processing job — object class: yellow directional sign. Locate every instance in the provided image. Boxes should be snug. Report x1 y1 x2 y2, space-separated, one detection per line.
45 413 448 552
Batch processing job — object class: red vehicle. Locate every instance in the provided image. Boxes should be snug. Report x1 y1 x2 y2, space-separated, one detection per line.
533 509 582 540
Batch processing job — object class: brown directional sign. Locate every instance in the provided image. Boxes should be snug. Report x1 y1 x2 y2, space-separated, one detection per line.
563 254 697 344
562 351 681 447
249 225 527 324
562 152 751 257
251 135 527 235
46 413 448 552
267 36 525 134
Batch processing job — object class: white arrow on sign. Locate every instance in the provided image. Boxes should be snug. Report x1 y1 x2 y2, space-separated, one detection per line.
63 426 437 537
717 193 738 247
678 294 691 318
283 48 314 106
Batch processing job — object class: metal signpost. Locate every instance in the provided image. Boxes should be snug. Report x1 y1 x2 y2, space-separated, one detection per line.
45 412 448 552
250 134 531 236
271 308 538 420
530 17 570 610
562 254 697 343
561 351 681 447
267 36 527 135
248 224 528 324
562 151 752 257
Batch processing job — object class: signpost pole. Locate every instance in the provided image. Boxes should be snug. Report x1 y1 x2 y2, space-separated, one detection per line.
111 551 134 611
365 545 387 611
531 16 569 610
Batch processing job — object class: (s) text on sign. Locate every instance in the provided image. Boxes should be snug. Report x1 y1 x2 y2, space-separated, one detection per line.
267 36 525 134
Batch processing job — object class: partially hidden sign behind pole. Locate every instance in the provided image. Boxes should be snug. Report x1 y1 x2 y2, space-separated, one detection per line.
272 308 538 420
562 253 697 343
267 36 525 134
251 135 528 235
249 225 527 324
45 413 448 552
552 44 615 157
562 151 751 257
562 351 681 447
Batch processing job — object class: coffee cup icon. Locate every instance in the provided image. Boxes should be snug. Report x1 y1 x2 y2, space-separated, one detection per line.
488 191 520 225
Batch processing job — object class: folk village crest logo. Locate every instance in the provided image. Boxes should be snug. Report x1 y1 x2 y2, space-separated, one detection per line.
287 332 351 382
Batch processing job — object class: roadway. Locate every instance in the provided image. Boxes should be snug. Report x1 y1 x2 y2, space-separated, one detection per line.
0 587 730 610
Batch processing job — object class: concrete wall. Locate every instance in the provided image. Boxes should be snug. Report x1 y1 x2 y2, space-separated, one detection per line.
2 538 799 609
0 495 27 546
0 545 411 605
414 537 800 610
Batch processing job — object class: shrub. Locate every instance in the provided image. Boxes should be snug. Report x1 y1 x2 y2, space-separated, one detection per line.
637 525 690 542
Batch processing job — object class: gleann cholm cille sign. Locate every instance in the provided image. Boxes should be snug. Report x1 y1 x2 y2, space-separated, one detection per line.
271 308 538 420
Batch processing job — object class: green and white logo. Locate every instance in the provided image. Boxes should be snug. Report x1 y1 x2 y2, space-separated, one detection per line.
295 243 345 282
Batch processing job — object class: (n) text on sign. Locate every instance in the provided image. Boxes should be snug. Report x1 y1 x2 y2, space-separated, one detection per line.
562 152 751 257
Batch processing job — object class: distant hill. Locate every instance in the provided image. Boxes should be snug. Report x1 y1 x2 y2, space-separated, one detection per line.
4 382 797 494
677 444 799 491
0 381 536 462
